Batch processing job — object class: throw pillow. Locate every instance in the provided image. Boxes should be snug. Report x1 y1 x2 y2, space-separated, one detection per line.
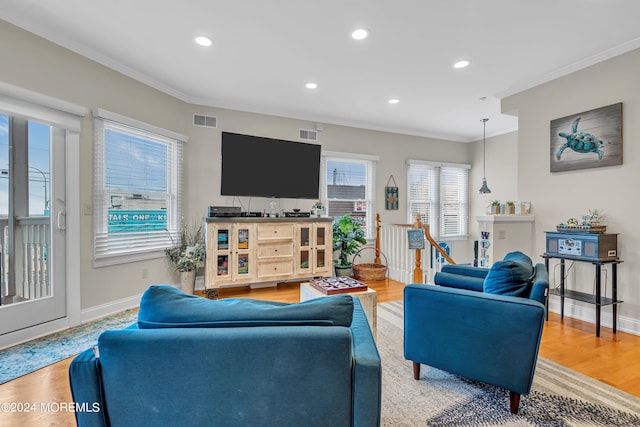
137 285 354 329
483 251 534 298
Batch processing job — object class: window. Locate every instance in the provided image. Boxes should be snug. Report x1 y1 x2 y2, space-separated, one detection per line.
93 109 187 266
406 160 470 240
320 151 377 238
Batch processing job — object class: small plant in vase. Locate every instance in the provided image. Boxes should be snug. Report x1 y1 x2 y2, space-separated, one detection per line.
488 200 501 215
165 223 206 294
332 215 367 277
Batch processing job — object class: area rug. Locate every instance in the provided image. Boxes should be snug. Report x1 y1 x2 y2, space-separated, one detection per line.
0 309 138 384
378 301 640 426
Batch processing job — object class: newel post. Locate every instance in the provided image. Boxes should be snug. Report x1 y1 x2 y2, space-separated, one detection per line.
413 215 424 283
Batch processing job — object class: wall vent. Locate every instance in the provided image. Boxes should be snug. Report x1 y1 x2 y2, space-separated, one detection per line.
193 114 217 128
299 129 318 141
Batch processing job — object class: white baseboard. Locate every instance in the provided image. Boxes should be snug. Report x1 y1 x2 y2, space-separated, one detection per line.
0 293 143 351
547 296 640 336
79 292 143 324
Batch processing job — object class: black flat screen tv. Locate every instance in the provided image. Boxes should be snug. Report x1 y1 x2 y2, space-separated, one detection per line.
221 132 321 199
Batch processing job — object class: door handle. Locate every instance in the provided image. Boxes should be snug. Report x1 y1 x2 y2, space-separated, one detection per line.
57 210 66 230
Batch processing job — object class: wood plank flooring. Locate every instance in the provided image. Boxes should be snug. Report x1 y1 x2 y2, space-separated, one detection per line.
0 279 638 426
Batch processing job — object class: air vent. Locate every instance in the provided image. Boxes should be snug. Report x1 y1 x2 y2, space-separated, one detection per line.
299 129 318 141
193 114 217 128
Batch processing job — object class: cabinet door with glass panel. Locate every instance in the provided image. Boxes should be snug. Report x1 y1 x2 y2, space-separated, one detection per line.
296 223 332 277
207 223 256 285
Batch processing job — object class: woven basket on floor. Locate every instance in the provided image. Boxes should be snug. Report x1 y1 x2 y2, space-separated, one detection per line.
352 247 388 281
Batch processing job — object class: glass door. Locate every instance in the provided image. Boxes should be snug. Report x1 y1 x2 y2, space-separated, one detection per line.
0 116 66 335
233 224 254 280
297 224 312 275
314 224 331 276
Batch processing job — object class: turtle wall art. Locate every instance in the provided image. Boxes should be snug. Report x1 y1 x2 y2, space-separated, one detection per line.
550 103 622 172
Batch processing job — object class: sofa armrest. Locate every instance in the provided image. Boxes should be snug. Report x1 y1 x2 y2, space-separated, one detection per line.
68 348 108 427
404 283 545 395
434 265 488 292
350 298 382 427
441 264 489 279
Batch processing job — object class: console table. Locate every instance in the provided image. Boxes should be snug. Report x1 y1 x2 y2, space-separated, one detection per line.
541 253 623 337
204 217 333 299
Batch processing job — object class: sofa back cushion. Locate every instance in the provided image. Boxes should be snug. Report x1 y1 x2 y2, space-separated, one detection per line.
483 252 534 298
138 285 354 329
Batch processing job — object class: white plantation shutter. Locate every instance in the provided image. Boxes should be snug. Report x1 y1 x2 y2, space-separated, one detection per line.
440 166 469 237
93 109 186 266
407 163 438 229
406 160 469 240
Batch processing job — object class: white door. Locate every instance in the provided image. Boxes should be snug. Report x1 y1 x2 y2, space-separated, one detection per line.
0 116 66 335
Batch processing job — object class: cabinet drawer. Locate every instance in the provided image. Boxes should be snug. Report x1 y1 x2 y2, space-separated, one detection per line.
257 242 293 258
257 224 294 241
257 260 294 278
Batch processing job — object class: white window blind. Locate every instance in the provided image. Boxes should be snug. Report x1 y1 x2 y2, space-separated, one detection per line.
320 151 377 238
406 160 469 239
93 109 186 266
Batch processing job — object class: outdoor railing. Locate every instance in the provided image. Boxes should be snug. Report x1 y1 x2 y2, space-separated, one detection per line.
0 216 50 302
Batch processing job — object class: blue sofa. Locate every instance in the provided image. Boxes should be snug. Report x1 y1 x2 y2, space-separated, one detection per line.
69 285 381 427
404 252 548 413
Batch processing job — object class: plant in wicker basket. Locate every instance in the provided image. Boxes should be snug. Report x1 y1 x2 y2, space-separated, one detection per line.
332 215 367 269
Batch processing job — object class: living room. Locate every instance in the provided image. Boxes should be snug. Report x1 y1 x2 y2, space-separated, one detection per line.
1 1 640 425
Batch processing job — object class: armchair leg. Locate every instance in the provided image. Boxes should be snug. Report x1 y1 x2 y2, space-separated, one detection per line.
509 391 521 414
412 362 420 380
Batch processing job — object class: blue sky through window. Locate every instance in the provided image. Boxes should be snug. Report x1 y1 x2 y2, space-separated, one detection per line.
327 160 365 186
0 115 51 216
104 129 167 192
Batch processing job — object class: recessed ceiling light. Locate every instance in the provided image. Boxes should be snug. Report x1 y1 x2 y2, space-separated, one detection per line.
305 82 318 89
351 28 369 40
195 36 212 47
388 98 400 104
453 60 471 69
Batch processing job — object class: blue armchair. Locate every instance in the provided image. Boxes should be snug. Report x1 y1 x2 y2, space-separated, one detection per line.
69 285 381 427
404 252 548 413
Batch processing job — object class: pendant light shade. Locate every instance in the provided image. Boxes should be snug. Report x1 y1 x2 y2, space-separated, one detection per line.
479 118 491 194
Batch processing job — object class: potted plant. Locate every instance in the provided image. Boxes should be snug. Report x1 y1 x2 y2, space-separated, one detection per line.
332 215 367 277
165 223 206 294
506 201 516 215
488 200 501 215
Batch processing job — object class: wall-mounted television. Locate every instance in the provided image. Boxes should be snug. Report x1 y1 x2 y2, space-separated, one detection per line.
221 132 321 199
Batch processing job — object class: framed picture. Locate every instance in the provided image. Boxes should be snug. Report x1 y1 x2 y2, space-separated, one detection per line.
407 228 425 250
550 103 622 172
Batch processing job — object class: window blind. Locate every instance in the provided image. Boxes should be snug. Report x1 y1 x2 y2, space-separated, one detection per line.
93 110 185 266
407 160 469 239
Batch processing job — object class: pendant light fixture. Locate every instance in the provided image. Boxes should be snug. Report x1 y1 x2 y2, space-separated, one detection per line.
478 118 491 194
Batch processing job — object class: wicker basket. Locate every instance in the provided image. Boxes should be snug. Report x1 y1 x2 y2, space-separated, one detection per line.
352 247 388 281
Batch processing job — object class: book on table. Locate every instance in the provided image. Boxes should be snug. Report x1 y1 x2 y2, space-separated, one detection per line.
309 277 368 295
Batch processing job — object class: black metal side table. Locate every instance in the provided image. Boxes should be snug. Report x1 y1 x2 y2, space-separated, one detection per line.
542 253 623 337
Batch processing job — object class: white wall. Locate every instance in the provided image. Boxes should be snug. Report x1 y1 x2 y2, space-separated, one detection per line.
469 131 520 262
502 47 640 334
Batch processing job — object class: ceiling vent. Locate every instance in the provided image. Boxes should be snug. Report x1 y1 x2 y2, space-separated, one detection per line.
193 114 217 128
299 129 318 141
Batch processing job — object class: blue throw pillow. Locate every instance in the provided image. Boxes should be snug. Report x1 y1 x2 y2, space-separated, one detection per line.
483 252 534 298
137 285 354 329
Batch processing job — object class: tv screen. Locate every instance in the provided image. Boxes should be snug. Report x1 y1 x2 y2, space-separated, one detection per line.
221 132 321 199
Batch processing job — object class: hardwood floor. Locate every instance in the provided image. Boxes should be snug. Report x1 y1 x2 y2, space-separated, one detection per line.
1 279 638 426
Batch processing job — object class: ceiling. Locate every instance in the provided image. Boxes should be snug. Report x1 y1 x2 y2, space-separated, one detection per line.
2 0 640 142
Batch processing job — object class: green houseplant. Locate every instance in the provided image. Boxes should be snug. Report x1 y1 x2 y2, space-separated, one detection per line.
332 215 367 276
165 223 206 294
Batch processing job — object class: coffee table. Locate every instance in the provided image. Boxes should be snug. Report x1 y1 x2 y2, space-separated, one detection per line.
299 282 377 339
